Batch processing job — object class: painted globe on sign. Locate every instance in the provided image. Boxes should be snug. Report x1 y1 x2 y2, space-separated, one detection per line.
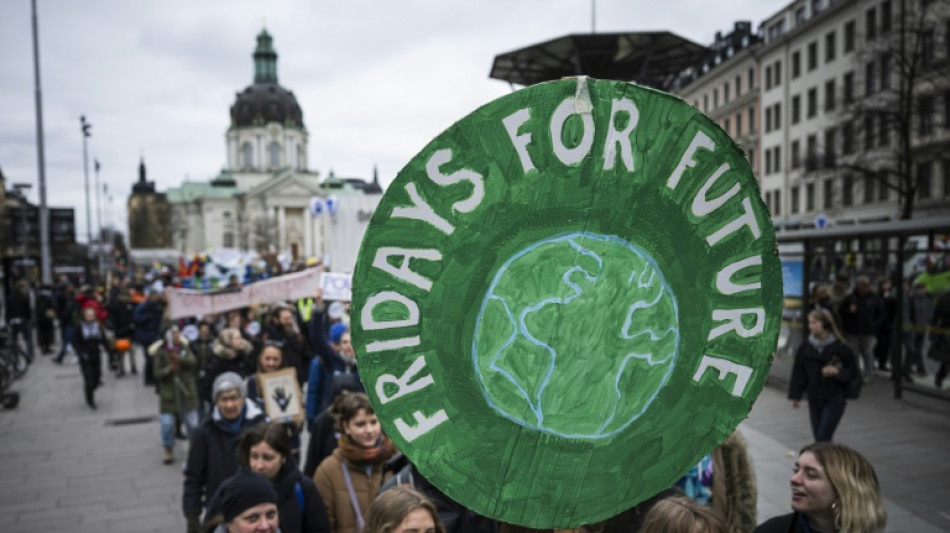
472 232 680 439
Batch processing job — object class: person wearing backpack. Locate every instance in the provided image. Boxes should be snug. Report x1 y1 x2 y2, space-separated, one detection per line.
789 308 859 442
211 421 330 533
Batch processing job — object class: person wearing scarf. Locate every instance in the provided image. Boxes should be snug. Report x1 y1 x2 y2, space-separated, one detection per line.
313 392 396 533
788 309 858 443
73 306 109 409
150 325 200 465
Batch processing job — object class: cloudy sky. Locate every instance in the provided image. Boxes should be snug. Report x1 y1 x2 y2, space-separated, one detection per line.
0 0 782 243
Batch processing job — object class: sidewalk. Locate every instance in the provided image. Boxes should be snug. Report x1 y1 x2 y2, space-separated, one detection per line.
1 348 947 531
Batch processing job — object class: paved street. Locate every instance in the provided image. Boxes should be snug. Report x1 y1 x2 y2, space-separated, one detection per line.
1 349 948 532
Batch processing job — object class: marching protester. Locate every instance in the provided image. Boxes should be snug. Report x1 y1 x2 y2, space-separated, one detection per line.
7 279 34 361
639 497 726 533
74 305 109 409
755 442 886 533
203 327 256 404
932 290 950 389
35 284 57 356
202 469 281 533
265 306 311 387
837 276 883 381
789 309 858 442
53 282 78 363
107 281 138 376
183 372 268 533
224 421 330 533
151 324 200 465
364 487 446 533
306 324 360 427
313 391 396 533
134 290 166 387
903 281 933 380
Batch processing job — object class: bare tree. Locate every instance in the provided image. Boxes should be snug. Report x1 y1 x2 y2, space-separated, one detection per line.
835 0 949 219
249 215 279 253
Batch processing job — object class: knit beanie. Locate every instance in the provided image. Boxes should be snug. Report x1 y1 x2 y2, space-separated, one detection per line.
213 371 246 402
219 471 278 522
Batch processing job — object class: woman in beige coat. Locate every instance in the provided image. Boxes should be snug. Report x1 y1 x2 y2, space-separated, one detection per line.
313 392 395 533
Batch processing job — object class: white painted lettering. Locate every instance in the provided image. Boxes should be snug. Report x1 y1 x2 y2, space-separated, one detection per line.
502 108 535 174
550 97 595 166
372 247 442 291
362 291 420 330
425 149 485 214
706 197 762 246
375 356 435 404
691 164 740 216
667 131 715 189
366 336 421 353
693 355 753 397
391 183 454 235
708 308 766 340
395 409 450 442
716 256 763 295
603 98 639 172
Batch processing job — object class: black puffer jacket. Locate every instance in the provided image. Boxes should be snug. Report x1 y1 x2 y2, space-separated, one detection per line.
789 336 857 401
182 400 267 516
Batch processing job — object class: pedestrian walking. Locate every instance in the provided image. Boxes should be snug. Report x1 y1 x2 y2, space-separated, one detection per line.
54 283 78 363
151 325 200 465
837 276 883 380
754 442 886 533
133 290 165 387
872 277 895 371
183 372 268 533
74 306 109 409
202 469 281 533
640 496 726 533
107 284 138 376
930 291 950 389
364 487 445 533
35 285 56 355
903 281 933 380
789 309 858 442
313 391 396 533
7 279 34 361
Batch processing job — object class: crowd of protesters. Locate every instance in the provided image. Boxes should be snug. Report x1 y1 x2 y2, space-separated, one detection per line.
2 265 924 533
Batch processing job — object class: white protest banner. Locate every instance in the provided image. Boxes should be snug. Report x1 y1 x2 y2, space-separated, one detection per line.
321 272 353 301
166 268 323 319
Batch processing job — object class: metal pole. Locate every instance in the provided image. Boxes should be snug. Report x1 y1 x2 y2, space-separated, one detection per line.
591 0 596 33
31 0 51 284
94 160 104 279
80 115 92 279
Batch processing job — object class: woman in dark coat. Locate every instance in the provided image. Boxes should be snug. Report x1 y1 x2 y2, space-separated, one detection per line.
788 308 858 443
74 306 109 409
210 421 330 533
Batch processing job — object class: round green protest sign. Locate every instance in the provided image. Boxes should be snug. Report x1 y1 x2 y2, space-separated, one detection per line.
353 77 781 527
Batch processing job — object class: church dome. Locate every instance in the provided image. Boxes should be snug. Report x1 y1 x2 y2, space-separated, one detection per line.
229 30 304 128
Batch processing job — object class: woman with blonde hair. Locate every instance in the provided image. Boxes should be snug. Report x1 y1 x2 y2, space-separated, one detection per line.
364 486 445 533
755 442 886 533
788 308 858 442
639 496 726 533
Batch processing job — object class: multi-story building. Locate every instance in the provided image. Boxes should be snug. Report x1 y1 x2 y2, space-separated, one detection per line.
674 22 763 179
757 0 949 227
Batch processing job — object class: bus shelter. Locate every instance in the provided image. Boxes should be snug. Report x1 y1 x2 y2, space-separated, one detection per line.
774 216 950 400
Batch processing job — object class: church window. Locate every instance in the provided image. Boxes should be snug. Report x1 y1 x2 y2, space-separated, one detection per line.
223 232 234 248
269 141 281 168
241 142 253 168
297 144 305 170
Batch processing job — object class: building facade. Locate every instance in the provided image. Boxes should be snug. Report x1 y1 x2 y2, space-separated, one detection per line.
127 158 172 249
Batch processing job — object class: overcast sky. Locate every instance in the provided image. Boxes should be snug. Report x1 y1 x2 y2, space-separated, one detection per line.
0 0 783 243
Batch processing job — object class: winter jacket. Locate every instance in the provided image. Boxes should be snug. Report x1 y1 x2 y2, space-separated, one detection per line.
266 324 311 386
151 337 199 414
306 353 360 422
789 337 857 401
182 399 267 517
132 300 164 346
6 289 31 322
201 334 255 404
73 321 108 361
837 290 883 335
313 448 390 533
303 410 340 478
107 294 136 339
754 513 806 533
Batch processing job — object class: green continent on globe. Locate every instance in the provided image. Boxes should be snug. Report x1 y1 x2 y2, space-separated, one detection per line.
472 232 679 439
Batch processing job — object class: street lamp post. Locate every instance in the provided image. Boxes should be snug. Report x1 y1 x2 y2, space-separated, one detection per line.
31 0 51 284
94 159 105 280
80 115 92 279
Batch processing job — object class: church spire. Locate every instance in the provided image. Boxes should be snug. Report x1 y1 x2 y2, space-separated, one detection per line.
253 29 278 83
138 157 146 183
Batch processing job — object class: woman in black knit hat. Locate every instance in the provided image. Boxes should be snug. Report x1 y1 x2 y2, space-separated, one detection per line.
204 469 280 533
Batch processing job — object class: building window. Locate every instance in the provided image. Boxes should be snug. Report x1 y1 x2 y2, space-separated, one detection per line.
765 148 772 174
736 74 742 95
725 118 731 135
843 71 854 103
766 107 772 133
864 176 876 203
807 87 818 118
774 146 782 172
774 60 782 86
713 88 719 107
792 140 802 169
792 50 801 78
241 142 253 168
703 94 709 112
297 144 305 170
864 114 875 149
865 61 876 95
806 183 816 211
792 95 802 124
268 141 281 168
825 79 836 111
748 107 755 133
223 232 234 248
765 65 772 90
880 53 891 90
844 20 856 52
807 134 819 170
795 6 807 25
866 7 877 41
879 112 889 146
918 162 932 199
812 0 822 14
825 31 836 63
878 171 889 200
843 120 855 154
824 178 834 208
748 67 755 90
725 82 731 103
808 41 818 71
881 1 892 34
922 28 935 65
824 128 837 167
769 20 786 41
843 174 854 206
791 186 800 214
919 95 935 135
774 189 782 215
765 191 772 213
736 113 743 136
773 103 782 129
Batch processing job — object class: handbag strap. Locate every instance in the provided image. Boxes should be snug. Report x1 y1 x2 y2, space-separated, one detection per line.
340 462 365 531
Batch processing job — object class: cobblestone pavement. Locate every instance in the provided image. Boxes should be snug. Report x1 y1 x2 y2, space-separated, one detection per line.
1 349 948 532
